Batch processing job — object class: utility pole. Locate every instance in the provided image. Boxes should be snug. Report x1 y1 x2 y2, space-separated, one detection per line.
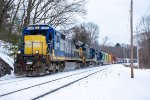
130 0 134 78
137 45 139 69
136 27 140 69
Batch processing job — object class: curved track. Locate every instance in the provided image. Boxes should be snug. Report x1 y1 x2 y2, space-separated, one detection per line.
0 68 95 86
0 66 111 100
0 76 22 81
32 67 108 100
0 78 30 86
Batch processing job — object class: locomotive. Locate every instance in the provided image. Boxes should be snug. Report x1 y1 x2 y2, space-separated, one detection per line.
14 24 117 76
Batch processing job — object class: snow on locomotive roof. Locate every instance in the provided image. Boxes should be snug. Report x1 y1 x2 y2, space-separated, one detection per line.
29 24 50 26
27 24 53 30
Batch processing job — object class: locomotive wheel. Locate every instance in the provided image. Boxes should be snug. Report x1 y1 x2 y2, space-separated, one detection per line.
47 63 56 74
75 62 80 70
55 64 60 73
59 62 65 72
38 63 46 76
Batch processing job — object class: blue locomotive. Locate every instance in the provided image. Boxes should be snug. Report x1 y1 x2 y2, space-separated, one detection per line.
14 24 107 76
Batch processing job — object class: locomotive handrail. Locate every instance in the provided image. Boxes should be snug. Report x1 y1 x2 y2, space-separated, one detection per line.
52 41 97 61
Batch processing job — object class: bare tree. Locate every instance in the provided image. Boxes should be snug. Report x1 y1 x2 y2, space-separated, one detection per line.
71 22 99 46
23 0 36 28
101 36 109 47
72 25 91 45
83 22 99 43
136 15 150 68
9 0 22 33
0 0 14 29
0 0 87 43
17 0 86 28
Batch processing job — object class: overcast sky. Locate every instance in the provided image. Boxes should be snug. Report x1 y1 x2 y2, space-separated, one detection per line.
81 0 150 45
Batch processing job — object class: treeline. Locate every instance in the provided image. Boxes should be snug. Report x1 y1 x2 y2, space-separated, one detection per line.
0 0 87 44
70 22 99 46
136 15 150 68
0 0 101 57
99 44 137 59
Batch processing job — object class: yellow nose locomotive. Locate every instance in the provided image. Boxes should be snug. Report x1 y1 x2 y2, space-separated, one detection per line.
14 25 52 76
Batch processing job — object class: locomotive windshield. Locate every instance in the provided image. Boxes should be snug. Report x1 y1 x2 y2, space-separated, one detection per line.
25 25 50 36
30 30 48 36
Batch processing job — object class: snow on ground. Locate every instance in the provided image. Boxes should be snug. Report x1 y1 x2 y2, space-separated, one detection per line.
0 40 12 55
0 61 150 99
0 41 149 100
40 64 150 100
0 40 14 78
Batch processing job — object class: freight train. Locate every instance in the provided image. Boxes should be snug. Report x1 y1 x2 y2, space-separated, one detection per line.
14 24 117 76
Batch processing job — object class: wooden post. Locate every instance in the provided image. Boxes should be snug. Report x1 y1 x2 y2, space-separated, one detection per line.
130 0 134 78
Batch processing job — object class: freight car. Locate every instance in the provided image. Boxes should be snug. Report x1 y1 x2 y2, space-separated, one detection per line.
14 24 115 76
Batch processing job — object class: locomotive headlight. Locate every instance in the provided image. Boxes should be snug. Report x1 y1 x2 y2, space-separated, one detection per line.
18 51 21 54
35 50 39 54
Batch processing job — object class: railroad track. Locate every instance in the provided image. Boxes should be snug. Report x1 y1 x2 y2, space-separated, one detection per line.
0 76 21 81
0 66 111 100
32 67 109 100
0 78 30 86
0 68 91 85
0 67 94 87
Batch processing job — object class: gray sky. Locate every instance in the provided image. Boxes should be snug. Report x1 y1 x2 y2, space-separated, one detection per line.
81 0 150 45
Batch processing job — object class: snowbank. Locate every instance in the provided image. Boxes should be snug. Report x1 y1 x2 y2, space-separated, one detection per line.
0 40 14 77
0 40 14 68
0 52 14 68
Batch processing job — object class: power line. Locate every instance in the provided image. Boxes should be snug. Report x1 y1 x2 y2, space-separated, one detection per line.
143 5 150 17
136 4 150 30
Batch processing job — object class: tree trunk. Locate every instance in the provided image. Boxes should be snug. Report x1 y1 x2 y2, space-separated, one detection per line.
23 0 33 28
